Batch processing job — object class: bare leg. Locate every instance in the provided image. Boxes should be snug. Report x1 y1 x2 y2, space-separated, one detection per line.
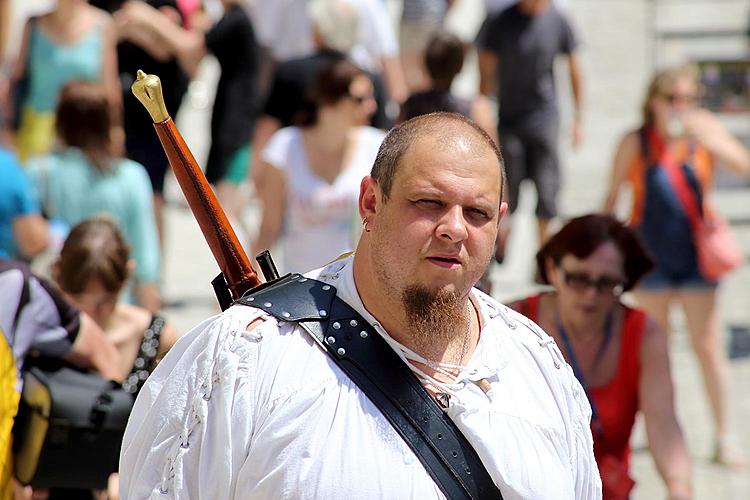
677 288 745 467
631 289 674 335
153 192 166 255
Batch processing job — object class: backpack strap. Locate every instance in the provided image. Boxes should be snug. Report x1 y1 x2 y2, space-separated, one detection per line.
0 260 34 346
235 274 503 500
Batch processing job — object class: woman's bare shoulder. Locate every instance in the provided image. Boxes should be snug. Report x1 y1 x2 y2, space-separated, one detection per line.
112 303 152 336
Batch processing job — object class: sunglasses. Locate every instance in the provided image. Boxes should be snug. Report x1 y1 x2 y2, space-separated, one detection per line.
347 93 373 104
663 92 697 105
561 269 625 296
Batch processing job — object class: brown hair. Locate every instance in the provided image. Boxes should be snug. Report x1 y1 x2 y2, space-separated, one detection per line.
641 64 702 125
57 217 130 294
425 31 466 91
55 81 113 171
371 112 504 201
295 57 368 126
535 213 653 291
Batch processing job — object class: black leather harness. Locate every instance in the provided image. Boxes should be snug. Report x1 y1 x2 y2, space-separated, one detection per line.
235 273 503 500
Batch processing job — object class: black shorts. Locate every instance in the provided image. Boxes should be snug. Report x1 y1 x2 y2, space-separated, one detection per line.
125 135 170 194
498 119 560 219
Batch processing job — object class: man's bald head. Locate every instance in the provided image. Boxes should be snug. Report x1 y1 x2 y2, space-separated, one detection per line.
370 113 504 201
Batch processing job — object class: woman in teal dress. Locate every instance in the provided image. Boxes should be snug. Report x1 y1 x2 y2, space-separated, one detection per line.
27 81 160 312
10 0 120 163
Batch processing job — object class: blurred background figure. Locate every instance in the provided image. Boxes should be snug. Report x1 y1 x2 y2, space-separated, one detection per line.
1 257 120 499
54 218 177 388
398 0 454 93
248 0 407 110
250 0 391 205
115 0 260 247
604 64 750 468
8 0 121 164
510 214 692 500
252 58 383 274
476 0 583 264
0 146 49 261
251 0 391 160
25 81 161 313
400 30 470 120
94 0 190 260
16 218 177 500
399 30 496 141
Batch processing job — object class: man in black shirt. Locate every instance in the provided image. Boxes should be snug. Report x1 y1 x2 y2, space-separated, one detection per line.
476 0 583 260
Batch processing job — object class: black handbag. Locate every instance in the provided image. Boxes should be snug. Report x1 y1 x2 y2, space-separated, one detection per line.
13 359 133 489
13 316 165 489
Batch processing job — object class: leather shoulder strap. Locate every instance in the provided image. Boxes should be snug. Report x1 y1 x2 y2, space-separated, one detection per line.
236 274 502 500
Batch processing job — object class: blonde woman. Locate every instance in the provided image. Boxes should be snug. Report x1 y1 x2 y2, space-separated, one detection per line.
604 65 750 467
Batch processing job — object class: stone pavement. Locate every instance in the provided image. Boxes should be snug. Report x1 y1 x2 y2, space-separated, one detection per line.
155 1 749 498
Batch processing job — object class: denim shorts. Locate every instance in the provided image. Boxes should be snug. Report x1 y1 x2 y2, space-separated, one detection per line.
638 265 717 291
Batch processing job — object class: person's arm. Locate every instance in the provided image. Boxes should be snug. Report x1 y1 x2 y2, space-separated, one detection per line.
118 0 206 78
477 49 497 98
603 131 638 214
63 311 122 381
13 213 49 258
6 17 33 129
100 15 125 156
685 109 750 176
639 317 693 500
472 49 499 142
251 162 286 257
127 162 162 312
0 0 9 63
470 95 499 145
567 52 583 148
100 16 122 118
380 55 408 105
11 162 49 258
114 4 180 62
249 115 281 183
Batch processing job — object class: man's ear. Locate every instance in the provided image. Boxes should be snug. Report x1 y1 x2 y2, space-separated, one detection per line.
358 175 380 220
497 201 509 225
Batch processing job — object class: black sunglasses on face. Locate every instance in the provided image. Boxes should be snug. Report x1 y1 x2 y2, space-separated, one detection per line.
663 92 697 105
561 269 625 296
347 93 372 104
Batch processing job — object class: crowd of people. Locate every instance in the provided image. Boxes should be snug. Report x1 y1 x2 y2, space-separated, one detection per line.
0 0 749 498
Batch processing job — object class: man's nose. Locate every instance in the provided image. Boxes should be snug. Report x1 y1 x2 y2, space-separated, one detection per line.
436 206 468 242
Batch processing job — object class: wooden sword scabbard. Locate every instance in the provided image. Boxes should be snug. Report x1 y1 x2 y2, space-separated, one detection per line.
131 70 260 302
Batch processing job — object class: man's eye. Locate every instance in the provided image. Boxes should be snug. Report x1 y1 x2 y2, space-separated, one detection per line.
415 199 442 207
467 208 490 220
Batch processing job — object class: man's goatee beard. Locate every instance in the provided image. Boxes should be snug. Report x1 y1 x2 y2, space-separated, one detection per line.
401 285 467 355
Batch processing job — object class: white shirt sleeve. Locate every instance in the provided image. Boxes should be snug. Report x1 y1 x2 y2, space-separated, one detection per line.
261 127 296 173
119 307 269 499
354 0 398 59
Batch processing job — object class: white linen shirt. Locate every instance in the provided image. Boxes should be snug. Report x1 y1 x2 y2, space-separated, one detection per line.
120 256 601 499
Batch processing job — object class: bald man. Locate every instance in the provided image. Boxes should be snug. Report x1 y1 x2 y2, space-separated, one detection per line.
120 113 601 499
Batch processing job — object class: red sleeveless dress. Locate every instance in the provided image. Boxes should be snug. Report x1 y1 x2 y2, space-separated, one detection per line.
515 295 647 468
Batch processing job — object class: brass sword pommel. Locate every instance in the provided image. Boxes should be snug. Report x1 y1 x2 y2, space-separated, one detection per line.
131 70 170 123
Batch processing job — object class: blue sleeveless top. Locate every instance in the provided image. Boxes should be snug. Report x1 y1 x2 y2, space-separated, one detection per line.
26 22 103 112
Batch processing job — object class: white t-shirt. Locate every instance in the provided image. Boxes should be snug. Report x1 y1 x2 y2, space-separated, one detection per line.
246 0 398 70
262 126 384 274
120 256 602 499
